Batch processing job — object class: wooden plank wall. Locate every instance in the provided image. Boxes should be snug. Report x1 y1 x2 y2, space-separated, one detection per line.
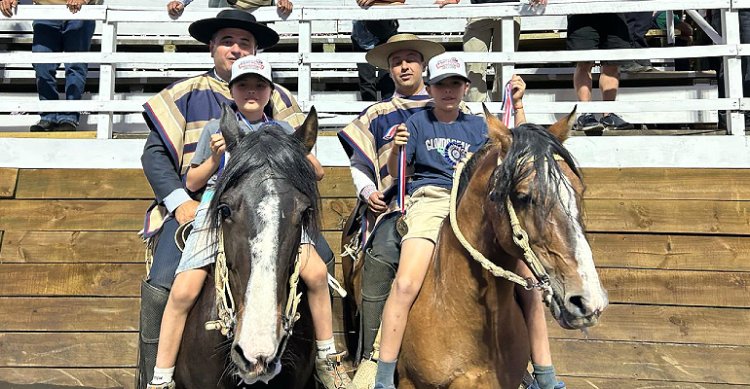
0 167 748 389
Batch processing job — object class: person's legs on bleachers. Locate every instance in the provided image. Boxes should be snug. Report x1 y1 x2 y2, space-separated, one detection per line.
31 20 63 132
59 20 96 131
599 14 634 130
622 12 653 72
463 18 494 102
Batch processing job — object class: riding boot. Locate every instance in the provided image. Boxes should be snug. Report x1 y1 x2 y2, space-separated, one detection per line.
315 351 353 389
136 280 170 389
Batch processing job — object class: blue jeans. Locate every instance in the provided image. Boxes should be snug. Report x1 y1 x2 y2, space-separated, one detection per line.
32 19 96 125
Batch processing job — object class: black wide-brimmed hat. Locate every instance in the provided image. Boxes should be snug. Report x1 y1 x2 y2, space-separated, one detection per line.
189 9 280 49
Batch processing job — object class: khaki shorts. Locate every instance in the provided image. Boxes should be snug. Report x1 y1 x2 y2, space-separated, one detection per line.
401 186 451 243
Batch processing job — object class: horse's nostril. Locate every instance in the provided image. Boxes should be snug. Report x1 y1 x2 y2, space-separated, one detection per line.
233 344 254 367
567 295 588 316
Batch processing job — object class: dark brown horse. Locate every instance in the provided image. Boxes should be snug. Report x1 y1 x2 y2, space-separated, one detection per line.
174 105 321 388
395 108 608 388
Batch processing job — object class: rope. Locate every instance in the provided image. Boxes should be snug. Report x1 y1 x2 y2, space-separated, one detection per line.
204 229 237 337
448 158 529 287
448 156 553 299
204 228 305 338
283 246 303 332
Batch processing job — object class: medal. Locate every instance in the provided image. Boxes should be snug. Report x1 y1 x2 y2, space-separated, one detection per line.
396 215 409 237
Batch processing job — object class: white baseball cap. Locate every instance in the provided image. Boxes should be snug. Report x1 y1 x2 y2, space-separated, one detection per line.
229 55 274 88
426 52 470 85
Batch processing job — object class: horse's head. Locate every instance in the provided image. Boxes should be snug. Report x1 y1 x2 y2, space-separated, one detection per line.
207 104 320 384
480 105 608 330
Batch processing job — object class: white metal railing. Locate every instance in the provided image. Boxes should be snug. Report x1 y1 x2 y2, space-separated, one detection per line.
0 0 747 140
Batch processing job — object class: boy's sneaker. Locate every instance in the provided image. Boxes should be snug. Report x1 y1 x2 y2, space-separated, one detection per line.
315 351 352 389
600 113 634 131
146 381 175 389
575 113 604 132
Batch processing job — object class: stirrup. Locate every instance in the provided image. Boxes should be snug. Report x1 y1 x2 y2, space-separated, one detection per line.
315 351 352 389
324 350 348 364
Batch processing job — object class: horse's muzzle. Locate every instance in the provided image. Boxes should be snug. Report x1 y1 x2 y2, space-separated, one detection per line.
231 345 283 384
549 292 602 330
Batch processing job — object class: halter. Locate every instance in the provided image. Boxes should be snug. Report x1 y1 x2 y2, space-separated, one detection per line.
204 228 303 338
448 153 564 304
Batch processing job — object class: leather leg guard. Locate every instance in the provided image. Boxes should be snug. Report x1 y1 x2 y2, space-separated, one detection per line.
360 249 397 359
136 280 170 389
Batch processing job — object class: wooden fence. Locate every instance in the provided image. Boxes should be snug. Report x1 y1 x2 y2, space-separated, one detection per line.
0 166 749 388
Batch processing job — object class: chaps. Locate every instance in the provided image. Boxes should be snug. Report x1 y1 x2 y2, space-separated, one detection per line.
360 215 400 360
136 280 170 389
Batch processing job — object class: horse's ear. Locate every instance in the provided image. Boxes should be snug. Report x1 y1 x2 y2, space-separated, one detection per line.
483 103 511 151
548 105 577 143
220 103 242 150
294 106 318 153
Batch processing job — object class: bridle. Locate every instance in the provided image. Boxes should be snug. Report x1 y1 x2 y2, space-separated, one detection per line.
448 153 570 305
205 172 304 339
204 228 304 340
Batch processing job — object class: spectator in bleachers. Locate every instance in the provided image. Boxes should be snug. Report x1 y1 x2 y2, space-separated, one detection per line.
459 0 546 102
167 0 293 19
567 13 633 132
351 20 398 101
0 0 99 132
622 12 655 73
623 11 693 73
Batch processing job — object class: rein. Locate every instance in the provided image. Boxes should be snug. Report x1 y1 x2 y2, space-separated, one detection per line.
448 154 554 302
204 228 303 338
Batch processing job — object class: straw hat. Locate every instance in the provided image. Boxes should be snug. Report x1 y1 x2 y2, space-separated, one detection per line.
365 33 445 69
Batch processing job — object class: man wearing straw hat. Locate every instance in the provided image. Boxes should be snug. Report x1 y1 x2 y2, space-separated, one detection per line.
137 9 323 387
338 33 446 388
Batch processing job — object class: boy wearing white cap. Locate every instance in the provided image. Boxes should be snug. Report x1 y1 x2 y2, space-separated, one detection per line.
373 53 489 389
148 56 352 389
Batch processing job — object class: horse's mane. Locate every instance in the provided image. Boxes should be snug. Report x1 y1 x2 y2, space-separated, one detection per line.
457 141 495 203
207 123 321 237
490 123 581 230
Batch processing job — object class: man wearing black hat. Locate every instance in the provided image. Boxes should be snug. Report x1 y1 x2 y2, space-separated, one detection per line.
137 9 308 387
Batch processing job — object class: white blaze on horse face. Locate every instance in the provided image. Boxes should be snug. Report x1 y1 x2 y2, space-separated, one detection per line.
558 174 609 315
237 182 281 362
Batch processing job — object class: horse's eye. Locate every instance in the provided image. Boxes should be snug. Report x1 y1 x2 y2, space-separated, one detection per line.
218 204 232 219
516 193 533 205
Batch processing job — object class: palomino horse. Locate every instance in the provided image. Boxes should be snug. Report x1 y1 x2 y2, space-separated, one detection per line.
396 107 609 388
174 104 321 388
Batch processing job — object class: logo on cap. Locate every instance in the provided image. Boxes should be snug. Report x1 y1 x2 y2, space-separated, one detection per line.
435 57 461 70
238 58 265 71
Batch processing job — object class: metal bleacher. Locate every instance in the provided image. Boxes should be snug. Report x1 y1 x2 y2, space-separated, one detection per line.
0 0 748 170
